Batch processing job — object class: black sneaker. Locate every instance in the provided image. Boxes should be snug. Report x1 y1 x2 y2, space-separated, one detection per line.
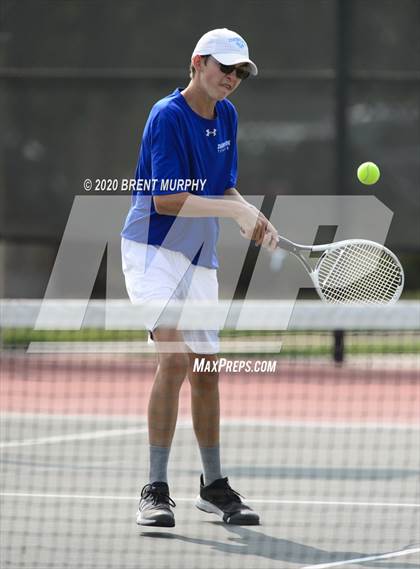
195 475 260 525
136 482 176 527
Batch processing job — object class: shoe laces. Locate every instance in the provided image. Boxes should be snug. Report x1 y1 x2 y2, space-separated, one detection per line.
141 484 176 508
220 478 244 503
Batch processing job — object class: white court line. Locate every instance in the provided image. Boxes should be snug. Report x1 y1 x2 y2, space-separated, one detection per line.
2 422 418 450
2 413 419 430
0 422 200 449
2 418 419 449
0 492 418 508
0 426 149 449
302 546 420 568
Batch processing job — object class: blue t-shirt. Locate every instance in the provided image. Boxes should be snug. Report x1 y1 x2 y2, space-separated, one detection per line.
121 88 238 269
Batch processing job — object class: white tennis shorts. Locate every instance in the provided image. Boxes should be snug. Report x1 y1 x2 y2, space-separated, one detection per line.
121 237 219 354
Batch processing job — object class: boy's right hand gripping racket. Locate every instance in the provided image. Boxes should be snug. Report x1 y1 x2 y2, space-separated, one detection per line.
276 236 404 305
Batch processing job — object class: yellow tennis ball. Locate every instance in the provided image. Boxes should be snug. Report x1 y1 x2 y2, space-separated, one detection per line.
357 162 380 185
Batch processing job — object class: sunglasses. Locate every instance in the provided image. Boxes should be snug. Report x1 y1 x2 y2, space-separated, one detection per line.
210 56 250 80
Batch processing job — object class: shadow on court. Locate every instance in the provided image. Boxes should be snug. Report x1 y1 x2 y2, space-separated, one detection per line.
140 524 418 568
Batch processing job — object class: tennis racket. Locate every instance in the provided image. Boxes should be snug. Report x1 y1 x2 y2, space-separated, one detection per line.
276 236 404 305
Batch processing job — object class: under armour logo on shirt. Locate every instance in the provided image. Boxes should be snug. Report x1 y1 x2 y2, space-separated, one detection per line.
206 129 217 137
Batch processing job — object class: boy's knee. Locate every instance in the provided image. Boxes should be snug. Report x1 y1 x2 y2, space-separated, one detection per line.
159 353 189 382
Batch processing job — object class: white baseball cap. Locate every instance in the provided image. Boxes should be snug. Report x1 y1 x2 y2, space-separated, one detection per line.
192 28 258 76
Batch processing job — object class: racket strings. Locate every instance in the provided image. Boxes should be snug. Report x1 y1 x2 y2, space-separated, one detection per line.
322 252 401 303
316 243 403 304
321 263 399 304
320 247 401 303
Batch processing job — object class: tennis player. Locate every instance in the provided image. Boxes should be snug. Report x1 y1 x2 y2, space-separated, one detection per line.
121 28 278 527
